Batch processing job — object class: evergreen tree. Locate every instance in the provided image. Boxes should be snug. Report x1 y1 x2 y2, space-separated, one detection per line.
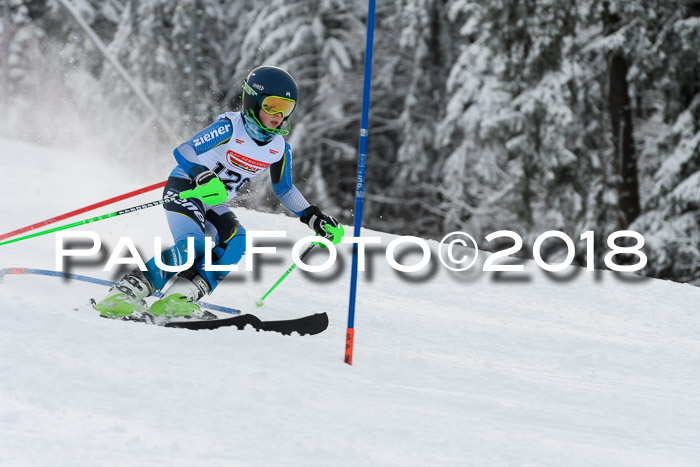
382 0 453 236
439 0 597 254
626 1 700 282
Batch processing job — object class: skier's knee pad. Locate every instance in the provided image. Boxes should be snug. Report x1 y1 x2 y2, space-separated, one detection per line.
197 224 247 292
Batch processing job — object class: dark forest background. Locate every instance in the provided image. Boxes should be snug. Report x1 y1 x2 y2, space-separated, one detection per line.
2 0 699 283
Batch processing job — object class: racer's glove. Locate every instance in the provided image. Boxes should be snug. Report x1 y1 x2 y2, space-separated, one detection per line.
191 168 220 187
300 205 344 245
182 167 227 206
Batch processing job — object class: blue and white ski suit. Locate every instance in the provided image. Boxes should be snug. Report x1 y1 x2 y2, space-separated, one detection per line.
142 111 310 293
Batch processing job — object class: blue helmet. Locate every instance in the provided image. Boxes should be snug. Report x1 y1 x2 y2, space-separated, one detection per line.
242 65 298 138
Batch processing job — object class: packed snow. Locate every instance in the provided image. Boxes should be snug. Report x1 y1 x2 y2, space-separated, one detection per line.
1 138 699 466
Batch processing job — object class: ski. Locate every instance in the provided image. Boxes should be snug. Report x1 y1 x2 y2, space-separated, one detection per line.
161 312 329 335
109 310 329 335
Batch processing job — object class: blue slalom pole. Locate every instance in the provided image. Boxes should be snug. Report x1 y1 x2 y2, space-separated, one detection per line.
345 0 376 366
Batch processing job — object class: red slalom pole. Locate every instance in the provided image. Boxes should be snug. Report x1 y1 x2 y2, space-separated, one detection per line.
0 180 166 242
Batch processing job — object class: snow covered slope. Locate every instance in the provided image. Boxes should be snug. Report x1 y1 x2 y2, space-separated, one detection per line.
1 138 699 466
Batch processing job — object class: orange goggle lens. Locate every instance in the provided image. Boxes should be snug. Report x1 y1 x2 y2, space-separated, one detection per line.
261 95 296 118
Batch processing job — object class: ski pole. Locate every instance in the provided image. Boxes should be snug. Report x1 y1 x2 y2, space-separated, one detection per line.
255 243 316 307
0 179 226 247
254 224 345 307
0 180 167 242
0 197 178 247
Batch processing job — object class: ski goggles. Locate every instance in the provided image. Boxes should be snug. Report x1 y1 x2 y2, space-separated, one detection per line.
261 95 296 118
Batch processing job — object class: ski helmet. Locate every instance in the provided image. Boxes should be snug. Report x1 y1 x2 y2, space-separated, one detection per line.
242 65 298 137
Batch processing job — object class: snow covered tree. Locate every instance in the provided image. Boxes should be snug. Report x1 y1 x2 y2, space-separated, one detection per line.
435 1 518 238
352 0 456 236
625 1 700 283
2 0 43 126
437 0 601 257
1 0 130 150
436 0 699 273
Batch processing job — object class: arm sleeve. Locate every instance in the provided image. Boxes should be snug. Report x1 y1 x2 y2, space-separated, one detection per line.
270 142 311 217
173 118 234 178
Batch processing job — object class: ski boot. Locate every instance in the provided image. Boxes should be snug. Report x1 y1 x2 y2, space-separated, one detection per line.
93 270 155 320
149 274 214 319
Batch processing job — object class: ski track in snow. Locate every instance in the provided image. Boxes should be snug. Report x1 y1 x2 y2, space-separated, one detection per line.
1 138 699 466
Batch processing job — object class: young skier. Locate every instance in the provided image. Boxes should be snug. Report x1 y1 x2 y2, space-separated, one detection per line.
94 65 343 320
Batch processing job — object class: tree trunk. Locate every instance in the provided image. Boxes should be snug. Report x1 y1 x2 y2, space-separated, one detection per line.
608 52 640 226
